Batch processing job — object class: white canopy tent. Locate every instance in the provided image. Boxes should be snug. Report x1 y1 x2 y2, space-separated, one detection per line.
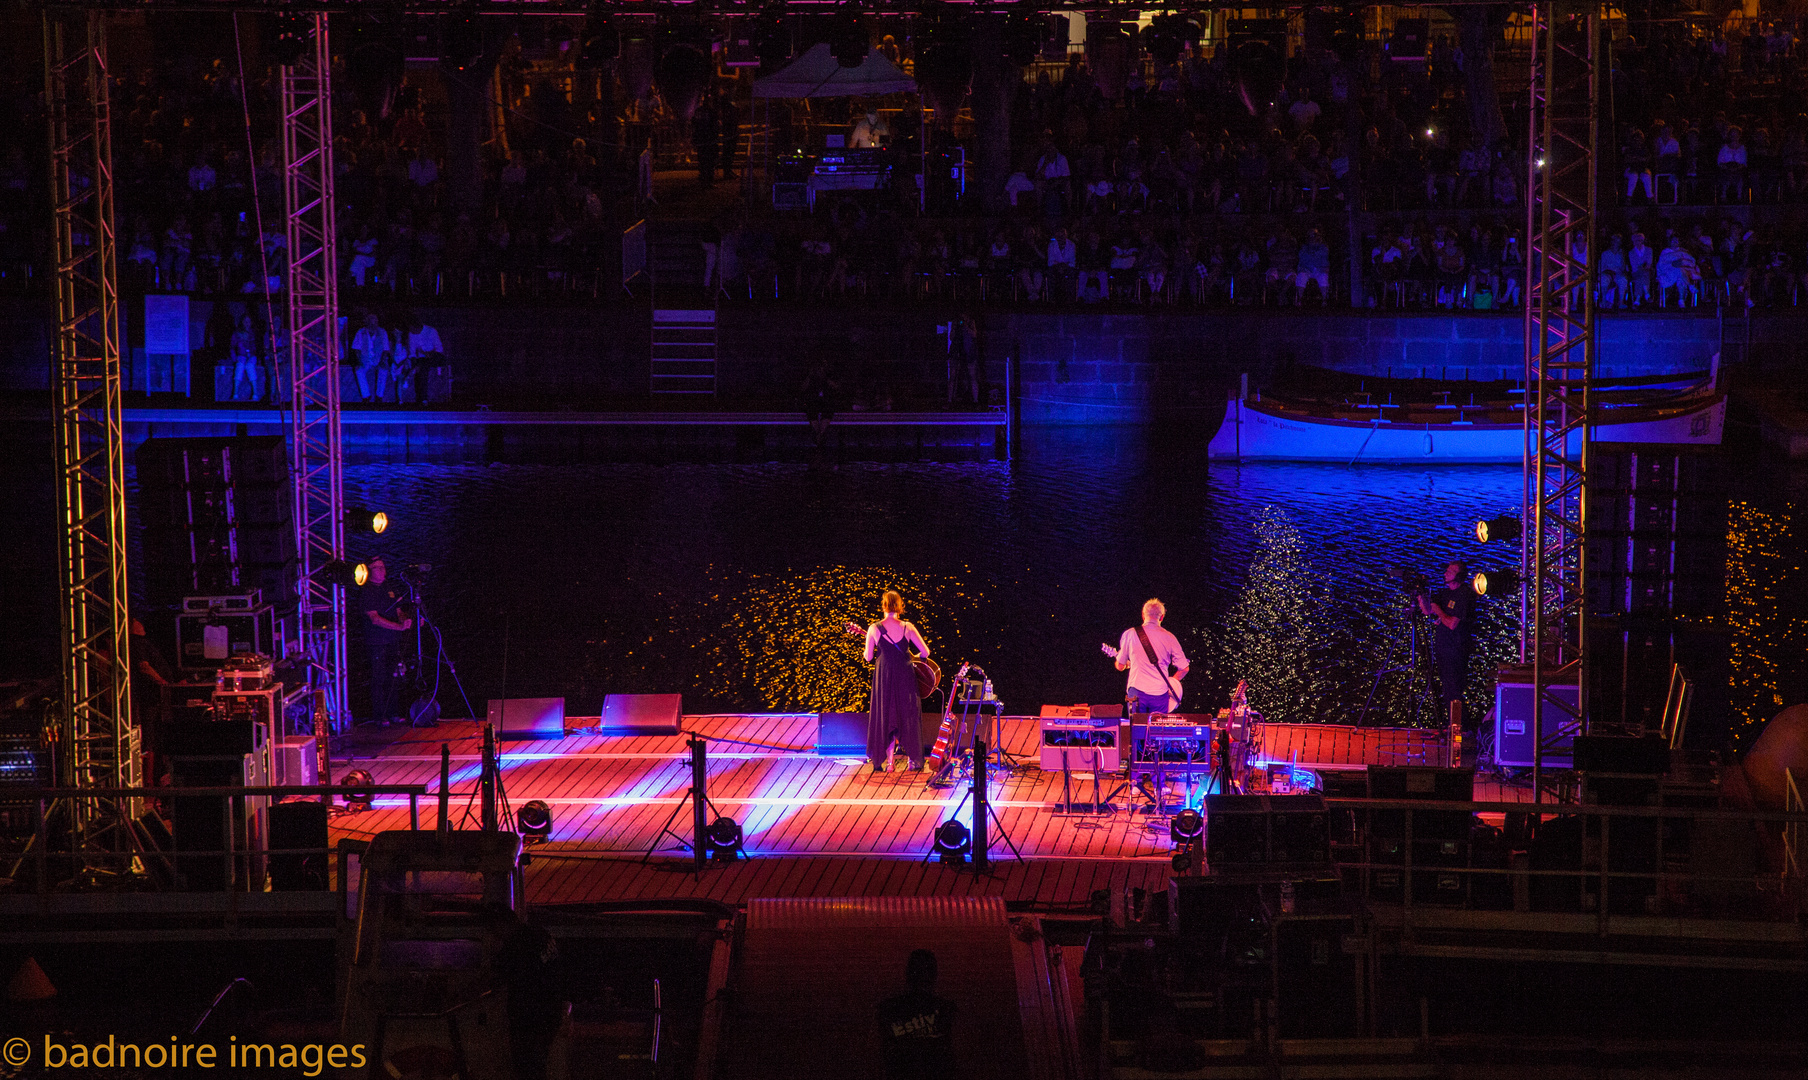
751 44 923 211
752 44 916 98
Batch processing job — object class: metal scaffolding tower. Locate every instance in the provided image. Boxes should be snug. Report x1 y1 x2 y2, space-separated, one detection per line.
283 14 349 737
46 9 141 848
1522 3 1599 797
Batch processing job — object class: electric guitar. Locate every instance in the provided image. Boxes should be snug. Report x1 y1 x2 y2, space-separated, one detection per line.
924 661 972 773
1101 641 1184 712
846 623 942 699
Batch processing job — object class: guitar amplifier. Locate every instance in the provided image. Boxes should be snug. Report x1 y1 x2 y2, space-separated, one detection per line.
1039 721 1119 772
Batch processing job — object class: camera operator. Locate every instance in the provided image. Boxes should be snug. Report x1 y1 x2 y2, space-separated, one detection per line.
1417 561 1475 728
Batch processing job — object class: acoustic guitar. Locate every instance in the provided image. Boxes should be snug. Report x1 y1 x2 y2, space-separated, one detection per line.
846 623 942 699
1101 641 1184 712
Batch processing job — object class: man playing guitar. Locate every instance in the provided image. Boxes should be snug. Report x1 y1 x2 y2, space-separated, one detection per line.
1102 598 1189 715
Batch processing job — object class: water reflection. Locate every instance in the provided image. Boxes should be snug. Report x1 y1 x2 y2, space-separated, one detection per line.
335 444 1530 726
1726 500 1807 746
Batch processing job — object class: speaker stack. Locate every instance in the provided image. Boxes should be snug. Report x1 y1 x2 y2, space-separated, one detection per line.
136 436 297 612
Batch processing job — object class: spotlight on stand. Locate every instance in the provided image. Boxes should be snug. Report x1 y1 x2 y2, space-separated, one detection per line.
1169 807 1206 873
314 559 369 588
518 800 553 845
932 819 970 865
341 769 375 812
704 816 744 861
1475 515 1522 543
1472 568 1522 597
345 507 388 535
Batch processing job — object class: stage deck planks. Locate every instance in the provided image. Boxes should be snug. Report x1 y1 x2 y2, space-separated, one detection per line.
327 714 1523 908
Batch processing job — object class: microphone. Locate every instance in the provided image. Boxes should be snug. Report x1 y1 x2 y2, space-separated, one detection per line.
402 563 433 573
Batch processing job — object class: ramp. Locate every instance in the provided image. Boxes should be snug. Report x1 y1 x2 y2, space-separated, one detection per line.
715 896 1068 1080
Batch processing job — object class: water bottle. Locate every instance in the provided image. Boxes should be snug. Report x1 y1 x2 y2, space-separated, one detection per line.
1280 879 1296 915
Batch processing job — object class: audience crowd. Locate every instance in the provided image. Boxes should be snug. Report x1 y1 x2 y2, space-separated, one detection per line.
3 12 1808 394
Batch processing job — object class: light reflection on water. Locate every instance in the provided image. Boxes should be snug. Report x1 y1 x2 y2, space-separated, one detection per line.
343 429 1529 727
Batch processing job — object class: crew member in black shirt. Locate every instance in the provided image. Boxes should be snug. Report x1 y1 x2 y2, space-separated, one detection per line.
1418 560 1475 727
355 556 412 726
876 949 957 1080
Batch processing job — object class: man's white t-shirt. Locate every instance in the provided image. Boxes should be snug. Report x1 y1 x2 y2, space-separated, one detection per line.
1118 623 1188 697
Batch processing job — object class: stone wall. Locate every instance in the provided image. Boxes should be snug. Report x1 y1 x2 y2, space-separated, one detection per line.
0 300 1790 425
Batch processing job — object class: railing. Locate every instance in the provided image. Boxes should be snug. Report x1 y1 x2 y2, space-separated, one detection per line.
1320 796 1808 933
1786 769 1804 910
5 784 429 899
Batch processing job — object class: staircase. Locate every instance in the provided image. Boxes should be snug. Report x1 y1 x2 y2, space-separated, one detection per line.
649 221 717 396
650 307 717 395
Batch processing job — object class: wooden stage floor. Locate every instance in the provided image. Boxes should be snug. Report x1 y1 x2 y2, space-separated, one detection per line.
329 715 1179 908
328 714 1534 909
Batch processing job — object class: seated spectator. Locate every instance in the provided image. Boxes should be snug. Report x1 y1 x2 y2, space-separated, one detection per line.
1016 225 1047 301
1003 169 1036 210
1498 233 1524 307
347 223 379 287
1046 225 1077 299
1623 128 1654 202
1296 227 1332 304
350 311 390 401
1656 233 1702 305
1077 229 1108 302
1433 226 1468 307
406 315 445 402
1598 233 1629 308
229 315 260 401
1136 226 1168 298
1627 231 1655 306
1717 127 1748 202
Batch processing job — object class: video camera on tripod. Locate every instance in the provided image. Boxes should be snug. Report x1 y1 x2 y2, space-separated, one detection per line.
1387 565 1431 598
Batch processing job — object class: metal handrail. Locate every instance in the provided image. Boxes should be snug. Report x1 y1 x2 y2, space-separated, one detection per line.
1323 796 1808 823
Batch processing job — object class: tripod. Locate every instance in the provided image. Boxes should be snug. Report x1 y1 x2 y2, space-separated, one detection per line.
1355 595 1436 728
398 571 480 728
644 736 735 871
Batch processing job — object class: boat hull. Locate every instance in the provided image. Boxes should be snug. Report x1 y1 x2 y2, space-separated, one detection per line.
1207 397 1726 463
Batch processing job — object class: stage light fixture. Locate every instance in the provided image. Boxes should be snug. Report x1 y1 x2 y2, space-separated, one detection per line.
270 13 310 67
517 800 553 845
1475 515 1522 543
342 769 375 812
345 507 389 535
1169 808 1205 844
704 815 744 861
932 819 970 865
1472 568 1522 597
314 559 369 588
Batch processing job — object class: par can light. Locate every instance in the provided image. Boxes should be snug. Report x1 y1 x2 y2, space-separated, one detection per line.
1472 568 1522 597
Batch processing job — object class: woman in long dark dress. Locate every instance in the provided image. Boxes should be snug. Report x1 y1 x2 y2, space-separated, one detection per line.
864 590 932 773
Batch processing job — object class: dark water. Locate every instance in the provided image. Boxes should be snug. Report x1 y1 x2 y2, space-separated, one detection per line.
338 429 1532 731
3 423 1800 750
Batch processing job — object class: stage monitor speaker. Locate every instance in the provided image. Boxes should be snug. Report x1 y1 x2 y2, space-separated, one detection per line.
817 712 867 756
268 799 329 890
490 697 566 739
599 693 681 736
